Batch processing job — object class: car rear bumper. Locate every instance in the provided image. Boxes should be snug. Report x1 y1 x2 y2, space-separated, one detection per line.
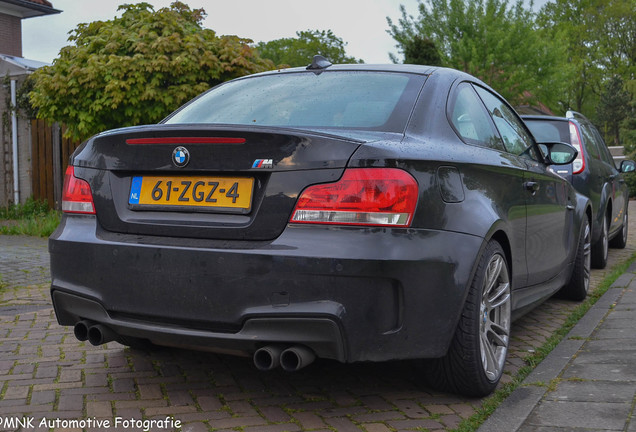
50 215 484 362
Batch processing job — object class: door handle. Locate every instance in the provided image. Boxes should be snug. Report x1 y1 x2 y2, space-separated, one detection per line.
524 181 540 192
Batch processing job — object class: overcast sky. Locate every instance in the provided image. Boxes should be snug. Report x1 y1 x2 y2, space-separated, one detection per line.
22 0 550 65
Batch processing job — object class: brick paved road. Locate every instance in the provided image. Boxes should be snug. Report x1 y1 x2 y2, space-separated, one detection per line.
1 203 634 432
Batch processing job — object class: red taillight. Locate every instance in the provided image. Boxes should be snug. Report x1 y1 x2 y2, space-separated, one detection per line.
569 121 585 174
62 166 96 214
290 168 418 227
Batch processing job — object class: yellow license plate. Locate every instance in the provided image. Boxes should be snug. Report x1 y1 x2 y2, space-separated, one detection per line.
129 175 254 212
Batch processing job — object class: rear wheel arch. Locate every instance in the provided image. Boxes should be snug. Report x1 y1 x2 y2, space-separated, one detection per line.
591 199 610 269
596 189 612 235
489 230 512 278
585 204 593 250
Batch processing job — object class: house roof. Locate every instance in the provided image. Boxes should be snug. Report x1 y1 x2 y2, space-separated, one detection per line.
0 0 61 18
0 53 49 76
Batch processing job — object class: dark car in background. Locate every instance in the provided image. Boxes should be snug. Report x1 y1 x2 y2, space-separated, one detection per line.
50 59 591 397
523 111 635 269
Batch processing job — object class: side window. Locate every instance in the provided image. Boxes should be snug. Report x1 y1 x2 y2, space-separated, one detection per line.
474 86 538 160
590 125 616 167
448 83 505 151
579 123 600 160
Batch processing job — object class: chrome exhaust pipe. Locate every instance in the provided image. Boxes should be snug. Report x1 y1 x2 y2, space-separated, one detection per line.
253 345 284 371
87 324 117 346
280 345 315 371
73 320 92 342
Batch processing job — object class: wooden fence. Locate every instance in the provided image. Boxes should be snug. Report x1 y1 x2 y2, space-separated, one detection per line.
31 119 81 209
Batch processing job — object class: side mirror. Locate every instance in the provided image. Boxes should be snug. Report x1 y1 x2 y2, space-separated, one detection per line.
620 160 636 173
539 142 578 165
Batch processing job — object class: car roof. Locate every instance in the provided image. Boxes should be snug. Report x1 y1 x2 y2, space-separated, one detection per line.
259 63 438 75
240 63 485 83
238 63 501 100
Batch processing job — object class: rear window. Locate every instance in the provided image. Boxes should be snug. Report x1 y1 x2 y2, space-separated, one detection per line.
524 119 569 143
164 71 425 132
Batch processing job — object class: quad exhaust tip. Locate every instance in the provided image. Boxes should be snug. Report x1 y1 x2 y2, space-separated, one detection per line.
75 322 318 368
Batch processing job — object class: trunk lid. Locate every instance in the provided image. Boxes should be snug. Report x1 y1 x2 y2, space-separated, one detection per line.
72 125 367 241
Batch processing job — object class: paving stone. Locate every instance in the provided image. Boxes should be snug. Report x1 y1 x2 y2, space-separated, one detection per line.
388 418 444 430
84 373 108 387
546 381 636 403
144 405 198 416
180 422 210 432
206 416 264 429
392 399 429 419
571 349 636 366
3 385 29 399
562 363 636 381
362 424 393 432
354 411 406 422
242 424 301 432
58 368 82 383
439 414 462 429
525 400 630 430
166 389 195 407
358 395 394 411
226 400 259 416
324 416 364 432
137 383 164 400
292 411 327 430
35 364 58 379
86 400 113 418
258 405 292 423
56 392 83 411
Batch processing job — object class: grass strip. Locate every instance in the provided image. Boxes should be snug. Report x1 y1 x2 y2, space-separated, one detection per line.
0 197 60 237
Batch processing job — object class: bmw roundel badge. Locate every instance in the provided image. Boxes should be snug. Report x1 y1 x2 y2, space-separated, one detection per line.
172 146 190 168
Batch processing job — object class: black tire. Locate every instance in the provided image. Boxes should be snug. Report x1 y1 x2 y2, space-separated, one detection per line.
591 213 608 269
609 207 628 249
424 240 511 397
558 218 591 301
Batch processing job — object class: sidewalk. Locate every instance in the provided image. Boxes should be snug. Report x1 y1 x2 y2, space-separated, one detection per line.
480 262 636 431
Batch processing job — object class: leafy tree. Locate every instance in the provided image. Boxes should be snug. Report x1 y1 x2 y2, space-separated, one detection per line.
597 75 630 145
538 0 635 115
621 80 636 196
29 2 274 140
387 0 568 109
256 30 363 68
394 35 442 66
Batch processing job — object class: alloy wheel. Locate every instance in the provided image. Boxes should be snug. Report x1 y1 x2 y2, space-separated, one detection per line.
583 221 591 293
479 253 511 381
601 215 609 260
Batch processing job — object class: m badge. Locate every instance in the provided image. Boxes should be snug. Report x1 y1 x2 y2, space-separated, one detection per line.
252 159 273 169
